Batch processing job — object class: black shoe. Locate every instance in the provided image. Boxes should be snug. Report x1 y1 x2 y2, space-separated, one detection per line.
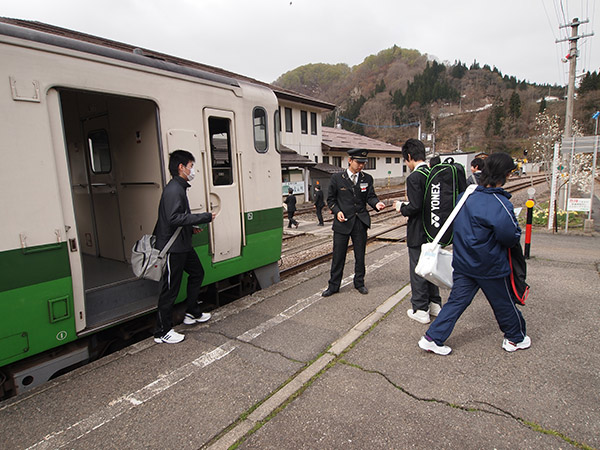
322 288 338 297
318 223 324 226
294 222 299 228
356 286 369 295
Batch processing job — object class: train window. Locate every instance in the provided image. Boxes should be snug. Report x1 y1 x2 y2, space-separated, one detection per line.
300 110 308 134
88 129 111 173
209 117 233 186
274 109 281 153
253 107 268 153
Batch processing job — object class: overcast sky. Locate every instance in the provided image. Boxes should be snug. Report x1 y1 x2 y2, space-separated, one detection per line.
1 0 598 87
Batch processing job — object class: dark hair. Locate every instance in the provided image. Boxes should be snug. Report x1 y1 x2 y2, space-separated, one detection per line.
315 184 321 190
471 157 485 170
288 188 293 194
429 156 441 167
168 150 195 177
479 153 515 187
401 138 426 162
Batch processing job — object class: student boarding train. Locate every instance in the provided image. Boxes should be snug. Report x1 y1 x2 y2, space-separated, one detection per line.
0 20 284 398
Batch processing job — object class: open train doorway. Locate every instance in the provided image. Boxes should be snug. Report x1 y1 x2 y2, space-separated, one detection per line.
59 90 164 331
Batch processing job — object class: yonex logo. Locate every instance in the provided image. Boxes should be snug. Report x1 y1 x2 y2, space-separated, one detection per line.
430 183 441 228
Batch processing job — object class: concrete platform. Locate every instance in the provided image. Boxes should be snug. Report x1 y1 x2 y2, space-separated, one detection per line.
0 231 598 449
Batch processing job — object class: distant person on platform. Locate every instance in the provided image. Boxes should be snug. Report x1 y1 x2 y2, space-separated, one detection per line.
418 152 528 355
284 187 299 228
314 184 325 226
154 150 215 344
397 139 442 324
467 157 484 185
322 148 386 297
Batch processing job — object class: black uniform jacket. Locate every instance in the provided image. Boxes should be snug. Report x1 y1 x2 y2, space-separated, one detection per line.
400 164 428 247
327 170 380 235
155 176 212 253
284 194 297 213
314 189 324 208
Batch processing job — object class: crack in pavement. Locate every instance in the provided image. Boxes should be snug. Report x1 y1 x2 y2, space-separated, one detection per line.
340 360 595 450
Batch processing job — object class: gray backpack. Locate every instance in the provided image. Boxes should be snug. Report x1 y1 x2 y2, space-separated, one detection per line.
131 227 182 282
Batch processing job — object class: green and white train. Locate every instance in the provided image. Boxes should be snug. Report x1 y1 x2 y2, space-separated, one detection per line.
0 20 283 399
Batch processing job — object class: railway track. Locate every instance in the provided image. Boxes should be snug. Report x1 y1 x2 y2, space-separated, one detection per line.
280 174 548 280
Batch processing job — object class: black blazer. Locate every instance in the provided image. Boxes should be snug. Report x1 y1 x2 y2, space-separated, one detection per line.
314 189 324 208
284 194 297 213
400 164 429 247
327 170 380 235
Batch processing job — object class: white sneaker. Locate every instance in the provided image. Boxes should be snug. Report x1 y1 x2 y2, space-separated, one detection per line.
418 336 452 355
429 303 442 316
502 335 531 352
154 329 185 344
407 308 430 324
183 312 212 325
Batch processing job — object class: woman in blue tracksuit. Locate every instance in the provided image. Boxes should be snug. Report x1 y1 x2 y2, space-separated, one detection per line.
418 152 530 355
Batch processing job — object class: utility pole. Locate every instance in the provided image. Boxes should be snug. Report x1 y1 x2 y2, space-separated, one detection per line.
557 18 593 137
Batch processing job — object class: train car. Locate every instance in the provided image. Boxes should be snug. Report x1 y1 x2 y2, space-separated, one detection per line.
0 21 283 398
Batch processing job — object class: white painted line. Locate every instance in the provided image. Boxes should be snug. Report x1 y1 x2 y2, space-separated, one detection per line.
25 249 408 450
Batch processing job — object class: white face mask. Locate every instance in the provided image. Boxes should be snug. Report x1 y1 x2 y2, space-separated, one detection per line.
186 166 196 182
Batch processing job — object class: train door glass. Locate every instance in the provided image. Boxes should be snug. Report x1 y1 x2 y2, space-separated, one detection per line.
204 111 242 263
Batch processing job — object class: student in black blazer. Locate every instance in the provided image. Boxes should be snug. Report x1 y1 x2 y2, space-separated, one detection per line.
314 184 325 226
398 139 442 324
322 149 385 297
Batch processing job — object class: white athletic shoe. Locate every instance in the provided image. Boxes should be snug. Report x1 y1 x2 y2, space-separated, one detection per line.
502 335 531 352
183 312 212 325
407 308 430 324
429 303 442 317
154 329 185 344
418 336 452 355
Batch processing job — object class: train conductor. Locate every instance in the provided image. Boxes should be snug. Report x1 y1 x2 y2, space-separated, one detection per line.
322 148 385 297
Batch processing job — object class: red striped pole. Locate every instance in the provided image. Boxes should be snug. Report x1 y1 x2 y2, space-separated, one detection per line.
524 199 534 259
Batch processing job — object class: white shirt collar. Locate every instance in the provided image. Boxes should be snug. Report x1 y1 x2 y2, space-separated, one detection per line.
347 168 359 179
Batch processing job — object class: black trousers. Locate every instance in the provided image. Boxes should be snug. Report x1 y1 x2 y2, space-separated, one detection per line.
408 245 441 312
155 249 205 337
287 210 298 227
328 219 367 291
315 206 324 225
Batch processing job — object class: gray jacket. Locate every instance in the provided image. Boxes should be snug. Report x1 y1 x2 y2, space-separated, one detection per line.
155 176 212 253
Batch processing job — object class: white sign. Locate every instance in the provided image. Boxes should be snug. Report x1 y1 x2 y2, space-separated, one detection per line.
282 181 305 195
567 198 591 212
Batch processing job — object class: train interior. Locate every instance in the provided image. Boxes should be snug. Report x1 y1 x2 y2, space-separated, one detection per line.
59 90 164 330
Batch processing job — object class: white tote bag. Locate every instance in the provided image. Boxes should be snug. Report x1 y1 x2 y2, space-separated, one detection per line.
415 184 477 288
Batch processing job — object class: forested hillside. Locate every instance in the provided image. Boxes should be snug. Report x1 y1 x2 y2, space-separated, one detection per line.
274 46 600 155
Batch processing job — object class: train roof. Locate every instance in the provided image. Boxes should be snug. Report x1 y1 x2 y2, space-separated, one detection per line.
0 17 336 111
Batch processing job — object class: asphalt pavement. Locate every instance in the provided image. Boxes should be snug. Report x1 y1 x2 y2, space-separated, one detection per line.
0 224 598 449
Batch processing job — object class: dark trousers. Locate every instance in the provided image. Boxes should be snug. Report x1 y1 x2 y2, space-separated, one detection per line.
315 206 324 225
426 272 527 346
328 219 367 291
155 250 205 337
287 211 298 228
408 245 441 312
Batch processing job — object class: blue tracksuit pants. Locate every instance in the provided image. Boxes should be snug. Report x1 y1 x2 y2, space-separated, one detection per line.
426 272 527 346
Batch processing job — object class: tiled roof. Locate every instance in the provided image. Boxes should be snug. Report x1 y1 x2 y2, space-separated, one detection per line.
280 145 316 167
310 163 345 174
322 127 403 154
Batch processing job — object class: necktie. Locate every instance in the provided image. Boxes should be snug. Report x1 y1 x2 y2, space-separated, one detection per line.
352 173 357 185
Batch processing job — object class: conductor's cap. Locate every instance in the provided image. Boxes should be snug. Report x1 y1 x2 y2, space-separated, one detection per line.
348 148 368 162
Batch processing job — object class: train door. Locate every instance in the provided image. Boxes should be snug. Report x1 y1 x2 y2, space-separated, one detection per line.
83 116 126 261
57 90 164 331
203 109 242 263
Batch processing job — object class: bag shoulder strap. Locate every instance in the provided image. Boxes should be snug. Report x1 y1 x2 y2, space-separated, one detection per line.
431 184 477 246
159 227 183 257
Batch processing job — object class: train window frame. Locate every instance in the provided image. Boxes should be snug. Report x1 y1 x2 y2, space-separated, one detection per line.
87 129 112 174
208 116 234 186
274 109 281 153
253 107 268 153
